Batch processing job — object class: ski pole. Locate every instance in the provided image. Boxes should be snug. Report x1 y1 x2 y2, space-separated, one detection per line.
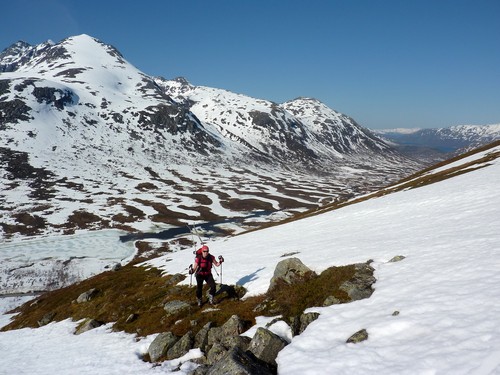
212 264 220 278
188 264 193 286
218 255 224 284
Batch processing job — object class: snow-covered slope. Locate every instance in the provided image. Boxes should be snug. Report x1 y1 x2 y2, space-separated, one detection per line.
1 140 499 375
0 35 423 241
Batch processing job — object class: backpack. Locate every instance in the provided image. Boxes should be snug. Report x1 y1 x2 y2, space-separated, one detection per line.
194 245 213 275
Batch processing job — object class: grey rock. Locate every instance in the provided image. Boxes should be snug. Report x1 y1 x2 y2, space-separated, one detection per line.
207 346 274 375
346 328 369 344
221 335 251 352
76 288 99 303
167 331 194 359
148 332 178 362
163 300 191 316
194 321 214 352
339 262 376 301
192 364 210 375
299 312 320 335
248 327 288 368
74 318 104 335
206 334 253 366
206 342 228 365
37 312 55 327
268 257 313 292
323 295 341 306
290 311 320 336
389 255 406 263
111 262 122 271
208 315 248 348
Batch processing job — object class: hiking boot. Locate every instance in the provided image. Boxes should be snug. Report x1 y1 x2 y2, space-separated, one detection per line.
197 298 202 307
209 295 215 305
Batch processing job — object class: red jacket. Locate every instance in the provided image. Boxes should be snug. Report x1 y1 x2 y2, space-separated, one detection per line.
195 254 215 276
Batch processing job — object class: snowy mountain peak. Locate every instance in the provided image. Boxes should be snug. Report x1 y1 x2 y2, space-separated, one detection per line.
1 34 423 240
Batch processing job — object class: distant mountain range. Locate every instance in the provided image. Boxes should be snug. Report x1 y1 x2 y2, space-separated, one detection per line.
374 125 500 161
0 34 465 240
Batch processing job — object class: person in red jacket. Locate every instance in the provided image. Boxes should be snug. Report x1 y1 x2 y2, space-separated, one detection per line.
190 244 223 306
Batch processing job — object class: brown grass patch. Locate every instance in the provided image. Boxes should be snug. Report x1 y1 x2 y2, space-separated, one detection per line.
3 262 361 339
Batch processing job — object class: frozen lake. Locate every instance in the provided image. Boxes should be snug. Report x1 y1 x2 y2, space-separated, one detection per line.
0 230 136 294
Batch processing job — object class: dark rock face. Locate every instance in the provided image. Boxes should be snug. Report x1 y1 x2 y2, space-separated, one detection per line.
32 86 75 110
0 80 33 127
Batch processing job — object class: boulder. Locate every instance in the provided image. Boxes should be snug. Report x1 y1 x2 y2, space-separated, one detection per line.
389 255 406 263
194 321 214 352
111 262 122 271
346 328 368 344
148 332 178 362
37 312 55 327
206 342 227 365
167 331 194 359
339 262 375 301
290 311 320 336
268 257 313 291
221 335 251 352
299 312 320 336
76 288 99 303
206 347 274 375
74 318 104 335
206 335 253 366
248 327 288 367
163 300 191 316
323 295 341 306
208 315 248 348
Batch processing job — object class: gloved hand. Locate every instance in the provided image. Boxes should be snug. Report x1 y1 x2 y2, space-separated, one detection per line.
218 255 224 263
188 267 194 275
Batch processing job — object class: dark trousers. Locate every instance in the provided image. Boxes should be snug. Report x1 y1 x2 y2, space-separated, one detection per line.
196 273 216 299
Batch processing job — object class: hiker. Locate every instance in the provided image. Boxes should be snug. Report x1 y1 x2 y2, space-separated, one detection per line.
189 244 223 306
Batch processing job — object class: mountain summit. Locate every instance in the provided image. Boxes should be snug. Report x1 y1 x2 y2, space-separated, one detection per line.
0 35 423 239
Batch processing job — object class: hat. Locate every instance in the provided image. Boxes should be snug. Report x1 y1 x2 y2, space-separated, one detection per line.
201 245 209 251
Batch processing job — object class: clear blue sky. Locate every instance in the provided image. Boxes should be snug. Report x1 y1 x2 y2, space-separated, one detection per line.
2 0 499 129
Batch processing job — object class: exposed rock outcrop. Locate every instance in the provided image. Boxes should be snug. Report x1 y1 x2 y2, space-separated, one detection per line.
74 318 104 335
148 332 178 362
268 257 313 292
339 262 376 301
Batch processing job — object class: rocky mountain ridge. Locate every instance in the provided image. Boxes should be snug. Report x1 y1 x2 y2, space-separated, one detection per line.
0 34 423 240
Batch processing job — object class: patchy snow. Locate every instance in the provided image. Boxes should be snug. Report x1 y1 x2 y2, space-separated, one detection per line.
1 146 500 374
